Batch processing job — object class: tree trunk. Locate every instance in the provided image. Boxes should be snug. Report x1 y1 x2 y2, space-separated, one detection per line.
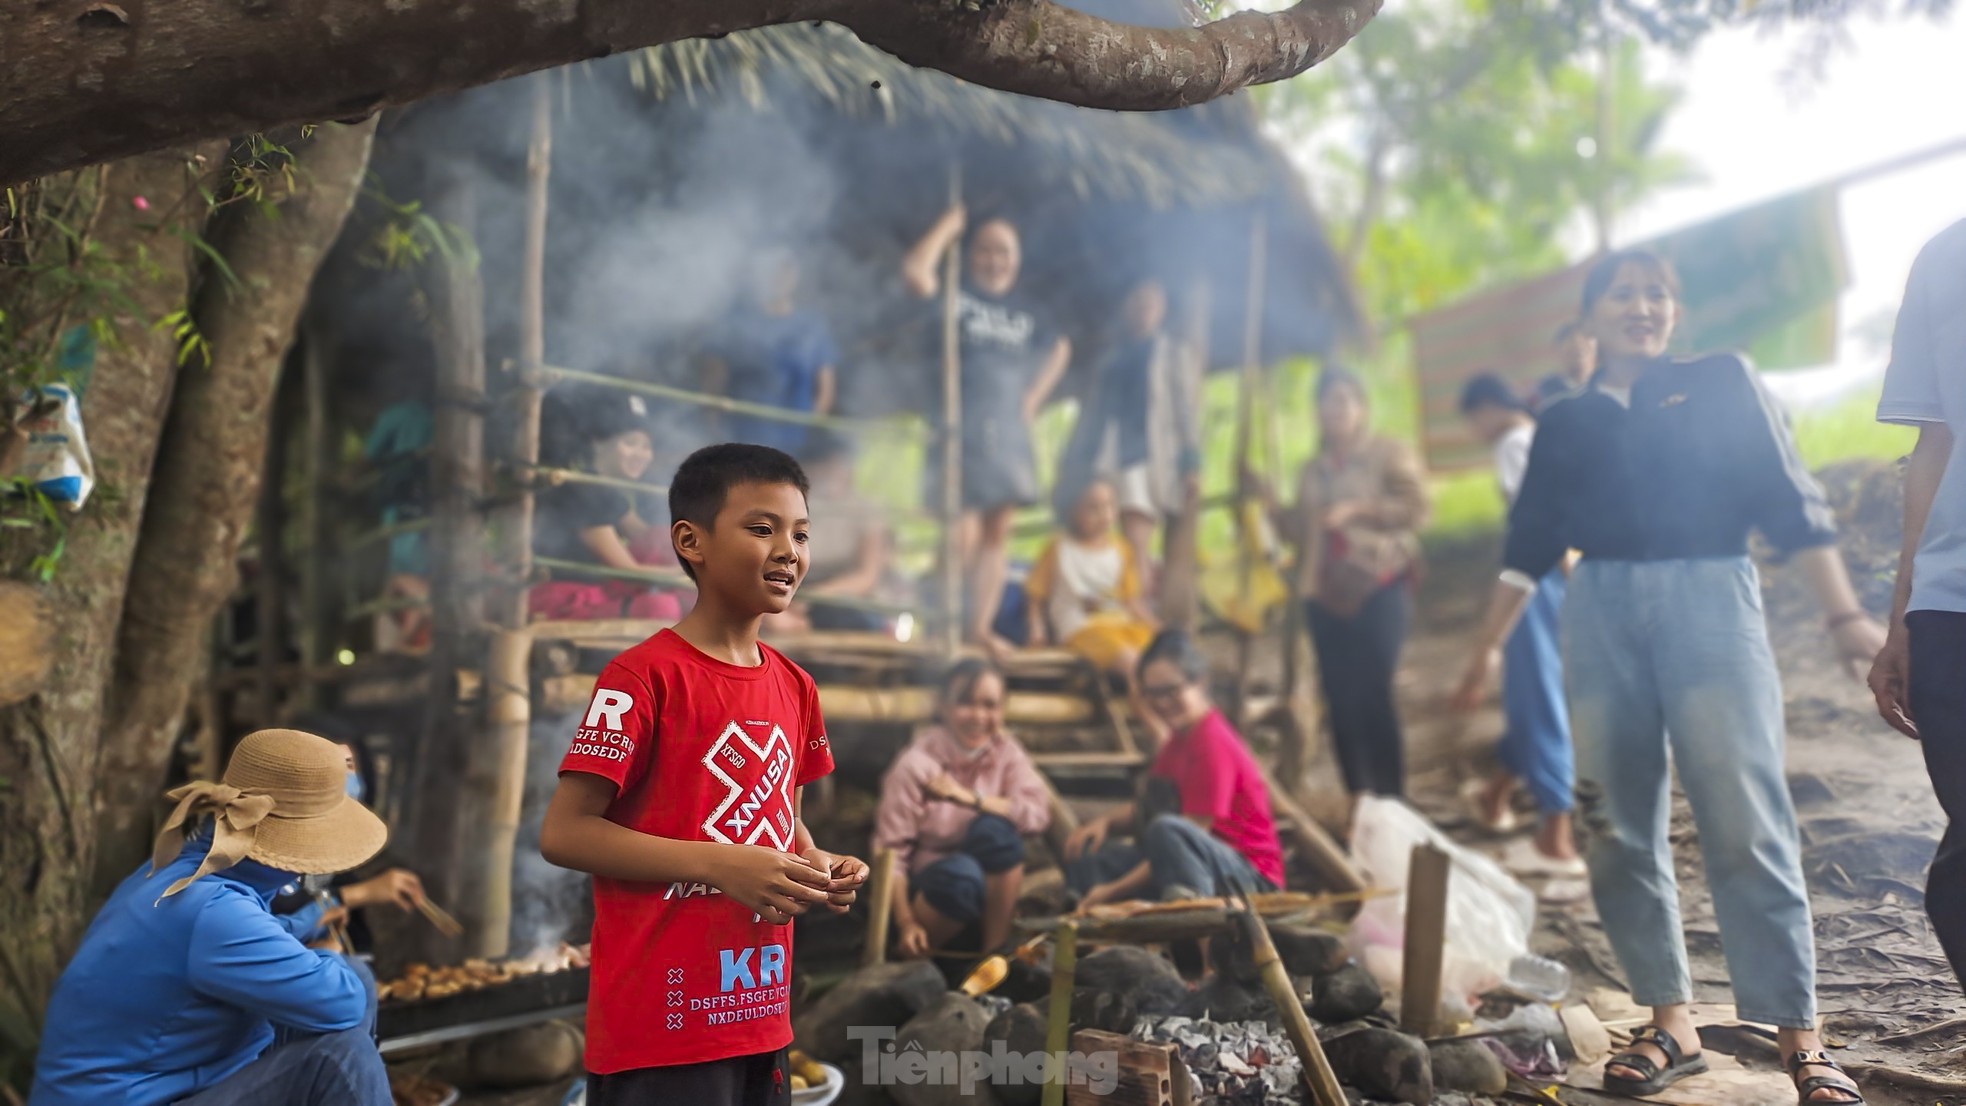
92 122 377 895
0 144 221 1087
0 0 1379 183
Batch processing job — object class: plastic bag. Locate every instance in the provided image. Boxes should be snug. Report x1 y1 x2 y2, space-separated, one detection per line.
7 383 95 510
1347 795 1537 1020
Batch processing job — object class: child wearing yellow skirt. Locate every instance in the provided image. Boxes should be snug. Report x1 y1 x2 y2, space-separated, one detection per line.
1026 479 1159 683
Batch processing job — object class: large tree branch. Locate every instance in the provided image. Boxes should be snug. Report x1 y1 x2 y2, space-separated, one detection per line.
0 0 1379 184
93 122 376 893
848 0 1382 110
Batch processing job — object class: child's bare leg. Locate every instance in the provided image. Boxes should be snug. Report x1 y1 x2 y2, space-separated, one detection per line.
968 505 1017 648
980 865 1024 953
1537 810 1579 861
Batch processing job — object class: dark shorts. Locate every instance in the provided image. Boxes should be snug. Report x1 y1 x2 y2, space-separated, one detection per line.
926 415 1038 513
585 1048 790 1106
911 814 1025 924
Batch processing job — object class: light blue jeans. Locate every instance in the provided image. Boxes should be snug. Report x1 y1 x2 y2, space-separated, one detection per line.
1500 567 1573 815
1564 557 1816 1029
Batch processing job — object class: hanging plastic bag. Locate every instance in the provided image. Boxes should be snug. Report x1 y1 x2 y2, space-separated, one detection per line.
1346 795 1537 1020
1200 501 1289 634
6 383 96 510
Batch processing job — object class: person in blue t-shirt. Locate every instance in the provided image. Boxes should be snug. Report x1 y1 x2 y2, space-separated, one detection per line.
702 250 840 457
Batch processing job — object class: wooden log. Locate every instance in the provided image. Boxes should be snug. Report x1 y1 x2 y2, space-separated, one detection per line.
0 581 56 708
1258 765 1365 897
864 848 897 968
1399 843 1451 1039
1020 890 1375 944
1066 1029 1190 1106
1232 899 1348 1106
1041 921 1078 1106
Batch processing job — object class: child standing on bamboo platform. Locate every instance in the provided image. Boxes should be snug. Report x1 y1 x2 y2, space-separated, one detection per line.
540 443 869 1106
1025 478 1159 693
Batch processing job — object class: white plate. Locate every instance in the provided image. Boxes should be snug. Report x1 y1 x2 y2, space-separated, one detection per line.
792 1062 844 1106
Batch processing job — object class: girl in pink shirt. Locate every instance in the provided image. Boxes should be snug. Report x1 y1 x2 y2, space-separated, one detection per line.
872 660 1052 956
1063 630 1284 907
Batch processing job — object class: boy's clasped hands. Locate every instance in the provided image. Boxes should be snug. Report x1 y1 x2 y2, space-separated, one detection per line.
720 844 868 926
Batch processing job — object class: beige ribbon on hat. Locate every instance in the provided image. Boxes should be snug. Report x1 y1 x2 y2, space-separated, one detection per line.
148 782 277 898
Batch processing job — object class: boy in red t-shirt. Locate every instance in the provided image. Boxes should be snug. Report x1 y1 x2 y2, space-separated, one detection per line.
541 443 869 1106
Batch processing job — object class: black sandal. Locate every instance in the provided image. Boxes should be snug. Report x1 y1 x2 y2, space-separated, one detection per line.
1603 1025 1709 1096
1787 1049 1864 1104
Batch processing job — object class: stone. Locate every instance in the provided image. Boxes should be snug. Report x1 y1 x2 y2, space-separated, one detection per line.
1323 1027 1433 1106
464 1020 582 1087
981 1003 1048 1106
793 960 949 1063
1308 960 1384 1024
1179 972 1276 1023
892 993 997 1106
1069 946 1189 1030
1428 1040 1508 1096
1208 921 1351 987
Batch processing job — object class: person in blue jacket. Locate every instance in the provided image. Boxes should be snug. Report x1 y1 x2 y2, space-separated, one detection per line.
30 728 393 1106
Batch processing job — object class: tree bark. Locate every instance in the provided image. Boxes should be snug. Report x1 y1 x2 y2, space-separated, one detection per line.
91 122 377 895
0 0 1380 184
0 144 220 1083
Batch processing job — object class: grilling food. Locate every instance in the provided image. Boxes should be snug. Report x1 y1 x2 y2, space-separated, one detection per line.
376 943 590 1004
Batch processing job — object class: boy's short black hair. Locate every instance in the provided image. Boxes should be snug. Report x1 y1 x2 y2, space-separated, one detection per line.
1458 372 1528 416
667 443 811 582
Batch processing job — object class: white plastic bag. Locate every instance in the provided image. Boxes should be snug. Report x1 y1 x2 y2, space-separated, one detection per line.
8 383 95 510
1347 795 1537 1019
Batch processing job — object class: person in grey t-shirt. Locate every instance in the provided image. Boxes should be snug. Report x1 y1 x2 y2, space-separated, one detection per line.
1869 216 1966 991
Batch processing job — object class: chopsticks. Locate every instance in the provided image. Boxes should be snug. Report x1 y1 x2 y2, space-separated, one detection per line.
415 896 464 939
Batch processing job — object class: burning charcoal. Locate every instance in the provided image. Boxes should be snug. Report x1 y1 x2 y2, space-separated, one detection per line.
983 1003 1047 1106
1308 960 1384 1024
1323 1027 1433 1106
792 960 947 1063
893 994 995 1106
1428 1040 1507 1096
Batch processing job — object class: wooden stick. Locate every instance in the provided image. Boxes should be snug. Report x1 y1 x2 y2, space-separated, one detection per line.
1041 921 1078 1106
416 896 465 939
863 848 897 968
1258 765 1366 897
1400 844 1452 1039
1230 894 1347 1106
939 163 964 654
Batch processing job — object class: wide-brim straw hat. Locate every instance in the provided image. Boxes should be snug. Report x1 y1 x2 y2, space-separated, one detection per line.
149 728 389 897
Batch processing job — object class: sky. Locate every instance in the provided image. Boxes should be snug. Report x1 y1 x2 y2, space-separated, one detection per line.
1617 11 1966 406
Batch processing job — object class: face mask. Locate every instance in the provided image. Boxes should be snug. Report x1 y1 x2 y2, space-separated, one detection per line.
345 771 364 803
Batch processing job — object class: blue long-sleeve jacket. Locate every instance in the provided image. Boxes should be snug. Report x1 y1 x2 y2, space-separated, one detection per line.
29 833 370 1106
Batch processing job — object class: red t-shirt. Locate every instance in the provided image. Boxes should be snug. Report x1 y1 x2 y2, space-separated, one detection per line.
558 629 835 1073
1148 709 1286 888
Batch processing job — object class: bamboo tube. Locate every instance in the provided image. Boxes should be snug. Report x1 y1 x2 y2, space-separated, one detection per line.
863 848 897 967
1041 921 1078 1106
1232 902 1347 1106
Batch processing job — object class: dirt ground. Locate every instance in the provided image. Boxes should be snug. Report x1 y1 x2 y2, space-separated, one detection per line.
1398 461 1962 1106
439 461 1961 1105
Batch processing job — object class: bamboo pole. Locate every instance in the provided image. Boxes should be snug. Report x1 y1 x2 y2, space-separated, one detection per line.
1231 900 1347 1106
939 166 965 654
254 360 295 726
1160 277 1210 634
1231 212 1268 715
1399 844 1452 1039
461 73 552 960
863 848 897 967
296 324 329 709
1259 765 1365 897
1041 920 1078 1106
